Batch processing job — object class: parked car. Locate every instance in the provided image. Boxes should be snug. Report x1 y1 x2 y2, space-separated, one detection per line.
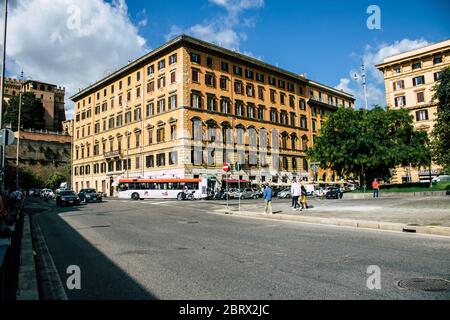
78 188 103 203
272 187 284 197
432 175 450 183
237 188 260 199
56 190 80 207
40 189 55 199
325 186 342 199
278 188 292 199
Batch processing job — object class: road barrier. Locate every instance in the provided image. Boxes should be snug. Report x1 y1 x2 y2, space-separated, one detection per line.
0 198 25 300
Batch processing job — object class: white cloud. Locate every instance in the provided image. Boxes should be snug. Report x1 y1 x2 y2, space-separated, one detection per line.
166 0 264 50
3 0 148 119
336 38 431 109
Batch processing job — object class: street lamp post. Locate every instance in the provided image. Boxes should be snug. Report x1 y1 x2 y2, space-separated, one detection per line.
15 70 23 189
354 63 369 110
0 0 8 191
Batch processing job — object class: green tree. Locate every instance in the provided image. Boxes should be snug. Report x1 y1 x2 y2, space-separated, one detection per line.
3 92 46 130
431 67 450 172
308 106 431 188
45 172 67 189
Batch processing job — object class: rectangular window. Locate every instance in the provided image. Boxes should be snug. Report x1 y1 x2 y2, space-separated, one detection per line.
206 95 216 111
417 91 425 103
157 99 165 113
156 153 166 167
268 76 276 86
412 62 421 70
148 64 154 76
434 72 442 81
146 155 154 168
192 69 199 83
169 151 178 165
221 61 229 72
170 71 176 84
205 73 215 87
258 86 264 100
415 109 428 121
158 59 165 70
413 75 425 86
245 69 254 79
191 93 201 109
136 71 141 82
234 81 243 94
146 102 154 117
168 95 177 110
256 73 265 83
233 66 242 76
393 80 405 90
220 76 228 90
246 84 254 97
147 81 154 93
206 57 213 68
394 96 406 107
169 53 177 65
157 76 166 89
433 56 443 65
190 52 201 64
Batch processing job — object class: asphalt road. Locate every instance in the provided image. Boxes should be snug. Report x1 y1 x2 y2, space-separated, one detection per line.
28 197 450 300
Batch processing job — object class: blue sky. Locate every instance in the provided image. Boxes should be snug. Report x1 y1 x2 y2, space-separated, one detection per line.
126 0 450 108
5 0 450 114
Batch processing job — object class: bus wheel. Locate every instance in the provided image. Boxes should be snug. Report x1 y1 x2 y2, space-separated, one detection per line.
132 193 140 200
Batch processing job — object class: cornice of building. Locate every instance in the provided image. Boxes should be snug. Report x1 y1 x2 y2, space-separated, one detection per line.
70 34 354 102
376 39 450 70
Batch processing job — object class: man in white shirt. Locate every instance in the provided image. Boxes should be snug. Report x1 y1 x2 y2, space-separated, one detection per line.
291 179 302 211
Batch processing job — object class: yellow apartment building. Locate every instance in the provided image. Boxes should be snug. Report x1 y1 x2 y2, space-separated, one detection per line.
70 35 354 195
376 39 450 183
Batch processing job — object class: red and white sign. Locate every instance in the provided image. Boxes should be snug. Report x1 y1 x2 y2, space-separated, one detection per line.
223 163 230 172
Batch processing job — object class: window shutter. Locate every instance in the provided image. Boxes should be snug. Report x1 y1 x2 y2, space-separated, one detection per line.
393 82 396 90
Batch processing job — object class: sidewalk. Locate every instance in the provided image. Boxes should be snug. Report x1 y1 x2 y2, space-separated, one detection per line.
216 196 450 237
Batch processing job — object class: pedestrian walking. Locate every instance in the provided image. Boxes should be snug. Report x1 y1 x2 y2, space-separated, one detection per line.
300 185 308 209
263 183 273 214
291 179 302 211
372 178 380 198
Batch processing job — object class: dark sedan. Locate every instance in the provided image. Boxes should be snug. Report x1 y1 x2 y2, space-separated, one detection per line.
56 190 80 207
325 187 343 199
78 188 103 203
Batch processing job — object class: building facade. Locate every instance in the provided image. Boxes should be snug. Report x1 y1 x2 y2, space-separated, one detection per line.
70 35 354 195
376 39 450 183
3 77 66 131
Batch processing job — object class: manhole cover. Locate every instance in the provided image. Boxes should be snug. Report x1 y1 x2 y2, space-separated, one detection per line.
397 278 450 292
186 221 199 224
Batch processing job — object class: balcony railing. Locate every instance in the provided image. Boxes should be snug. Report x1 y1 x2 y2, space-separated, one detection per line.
308 96 340 109
104 150 122 159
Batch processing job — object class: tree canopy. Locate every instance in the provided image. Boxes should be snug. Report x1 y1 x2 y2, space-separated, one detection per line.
431 67 450 172
4 92 46 130
307 106 431 187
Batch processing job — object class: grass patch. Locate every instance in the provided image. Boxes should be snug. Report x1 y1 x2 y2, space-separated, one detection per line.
351 181 450 193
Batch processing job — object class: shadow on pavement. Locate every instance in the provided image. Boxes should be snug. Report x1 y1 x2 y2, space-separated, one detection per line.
26 198 157 300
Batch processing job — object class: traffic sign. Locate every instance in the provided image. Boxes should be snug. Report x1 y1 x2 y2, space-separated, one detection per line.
235 162 242 172
223 163 230 172
0 129 15 145
311 164 319 173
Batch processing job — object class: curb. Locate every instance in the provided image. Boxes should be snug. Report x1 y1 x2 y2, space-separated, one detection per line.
17 215 39 300
217 209 450 237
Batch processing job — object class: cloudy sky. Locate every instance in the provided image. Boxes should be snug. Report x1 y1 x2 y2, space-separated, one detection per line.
2 0 449 118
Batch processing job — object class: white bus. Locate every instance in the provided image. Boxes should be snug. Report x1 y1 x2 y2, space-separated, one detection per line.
117 178 208 200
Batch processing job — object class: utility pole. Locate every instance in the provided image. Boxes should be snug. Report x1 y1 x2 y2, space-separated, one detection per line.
16 70 23 189
0 0 8 191
353 63 369 110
